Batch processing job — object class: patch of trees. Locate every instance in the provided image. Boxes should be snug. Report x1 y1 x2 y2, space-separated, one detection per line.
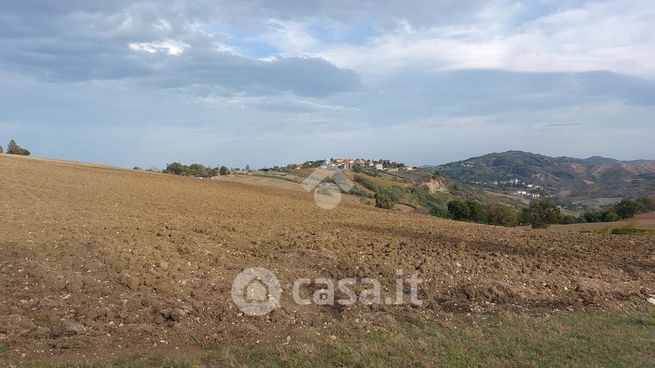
301 160 325 168
162 162 229 178
446 199 520 227
580 197 654 223
4 139 31 156
520 200 562 229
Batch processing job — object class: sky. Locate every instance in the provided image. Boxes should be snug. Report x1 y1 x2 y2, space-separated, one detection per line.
1 0 654 169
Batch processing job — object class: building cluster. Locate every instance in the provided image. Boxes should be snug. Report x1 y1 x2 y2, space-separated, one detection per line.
320 158 422 173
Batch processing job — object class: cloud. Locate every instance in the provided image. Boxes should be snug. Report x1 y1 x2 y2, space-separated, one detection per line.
315 0 655 78
0 1 361 97
0 0 654 167
128 39 190 55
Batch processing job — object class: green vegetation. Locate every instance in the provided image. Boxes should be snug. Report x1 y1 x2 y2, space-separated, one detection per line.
520 200 562 229
446 198 523 227
6 139 31 156
24 311 655 368
374 191 393 209
581 197 654 223
162 162 228 178
610 224 655 236
485 203 519 227
0 342 8 353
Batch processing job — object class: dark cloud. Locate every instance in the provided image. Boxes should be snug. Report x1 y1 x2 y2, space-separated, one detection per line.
0 0 361 96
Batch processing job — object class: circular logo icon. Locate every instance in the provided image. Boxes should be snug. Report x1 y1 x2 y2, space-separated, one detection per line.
313 182 342 210
231 267 281 316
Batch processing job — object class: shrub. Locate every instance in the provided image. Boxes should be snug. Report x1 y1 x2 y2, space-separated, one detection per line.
447 199 470 221
603 211 621 222
375 192 394 209
466 200 486 223
559 214 578 224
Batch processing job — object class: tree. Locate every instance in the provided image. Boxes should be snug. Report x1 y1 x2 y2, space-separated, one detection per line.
163 162 188 175
521 200 562 229
602 211 620 222
559 214 578 224
614 199 647 219
447 199 470 221
7 139 30 156
485 203 518 227
245 164 251 172
219 166 229 176
0 144 3 154
465 200 486 223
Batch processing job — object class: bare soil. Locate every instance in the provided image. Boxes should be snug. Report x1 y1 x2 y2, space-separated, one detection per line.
1 155 654 365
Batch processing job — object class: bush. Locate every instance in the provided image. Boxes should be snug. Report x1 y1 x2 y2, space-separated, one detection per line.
375 192 394 209
603 211 621 222
447 199 471 221
559 214 578 225
6 139 30 155
520 200 562 229
466 200 486 223
429 206 449 218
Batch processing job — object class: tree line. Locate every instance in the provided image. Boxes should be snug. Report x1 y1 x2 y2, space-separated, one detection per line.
0 139 31 156
446 196 655 229
160 162 230 178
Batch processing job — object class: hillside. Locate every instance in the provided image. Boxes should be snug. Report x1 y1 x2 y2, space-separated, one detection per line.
436 151 655 208
254 165 525 217
1 155 655 365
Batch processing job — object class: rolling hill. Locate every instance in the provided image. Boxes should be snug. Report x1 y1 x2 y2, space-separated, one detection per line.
436 151 655 208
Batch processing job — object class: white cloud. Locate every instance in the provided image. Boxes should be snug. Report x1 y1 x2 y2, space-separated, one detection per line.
314 0 655 78
128 39 190 55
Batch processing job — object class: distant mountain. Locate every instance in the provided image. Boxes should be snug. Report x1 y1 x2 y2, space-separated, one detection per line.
436 151 655 208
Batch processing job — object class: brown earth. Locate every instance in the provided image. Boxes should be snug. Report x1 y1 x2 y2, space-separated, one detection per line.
1 155 655 365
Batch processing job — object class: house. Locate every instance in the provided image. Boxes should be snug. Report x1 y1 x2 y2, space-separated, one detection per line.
334 159 354 170
374 163 383 170
355 159 367 167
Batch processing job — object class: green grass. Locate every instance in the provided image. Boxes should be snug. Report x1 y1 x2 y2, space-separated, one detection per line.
0 342 8 354
19 357 192 368
610 225 655 235
18 311 655 368
207 311 655 368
